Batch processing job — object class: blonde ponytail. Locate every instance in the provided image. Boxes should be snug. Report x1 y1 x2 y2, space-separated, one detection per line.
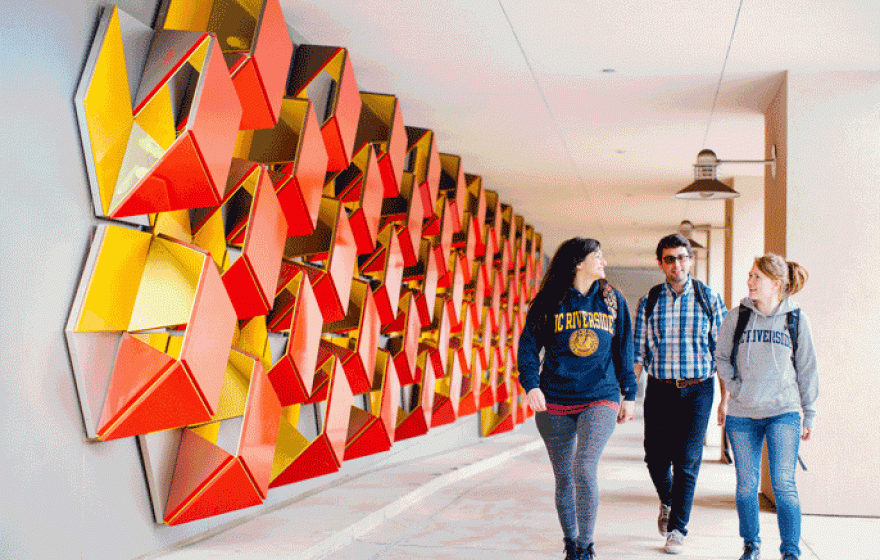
786 261 809 295
754 253 809 296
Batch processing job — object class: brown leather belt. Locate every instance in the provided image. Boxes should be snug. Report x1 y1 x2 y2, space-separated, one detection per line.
655 377 710 389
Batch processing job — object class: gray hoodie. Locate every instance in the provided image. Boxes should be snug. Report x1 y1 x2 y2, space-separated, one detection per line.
715 297 818 428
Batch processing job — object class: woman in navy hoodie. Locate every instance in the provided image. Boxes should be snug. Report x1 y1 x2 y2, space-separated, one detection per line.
715 254 818 560
518 237 638 560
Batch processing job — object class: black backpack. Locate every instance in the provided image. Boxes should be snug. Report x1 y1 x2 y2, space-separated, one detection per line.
644 279 716 352
730 305 800 374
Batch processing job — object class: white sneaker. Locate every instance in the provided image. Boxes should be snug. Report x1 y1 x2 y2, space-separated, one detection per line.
664 529 684 554
658 503 671 535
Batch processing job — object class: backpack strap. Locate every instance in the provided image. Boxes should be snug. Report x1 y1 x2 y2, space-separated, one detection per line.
691 279 715 353
642 284 663 363
786 308 800 370
691 279 712 323
731 305 752 375
644 284 663 321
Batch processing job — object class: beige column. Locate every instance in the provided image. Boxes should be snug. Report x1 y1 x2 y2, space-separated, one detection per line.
764 71 880 516
725 175 765 307
705 176 762 450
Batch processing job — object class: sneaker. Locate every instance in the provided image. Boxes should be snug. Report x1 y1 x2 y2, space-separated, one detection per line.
658 503 671 535
563 537 578 560
781 554 798 560
739 541 760 560
664 529 685 554
579 542 596 560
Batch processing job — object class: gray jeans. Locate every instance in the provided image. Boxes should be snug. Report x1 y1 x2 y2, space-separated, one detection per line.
535 405 616 547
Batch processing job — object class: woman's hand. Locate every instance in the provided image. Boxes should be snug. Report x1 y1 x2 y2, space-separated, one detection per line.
526 388 546 412
802 426 812 441
617 400 635 424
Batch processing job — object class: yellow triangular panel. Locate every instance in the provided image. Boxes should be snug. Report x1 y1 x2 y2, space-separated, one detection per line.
82 6 135 215
192 211 227 269
191 421 221 444
213 359 250 421
270 410 310 480
153 209 193 243
134 84 177 150
128 238 203 331
76 226 152 332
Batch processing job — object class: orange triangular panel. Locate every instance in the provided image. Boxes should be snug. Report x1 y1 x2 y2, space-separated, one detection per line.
97 334 212 440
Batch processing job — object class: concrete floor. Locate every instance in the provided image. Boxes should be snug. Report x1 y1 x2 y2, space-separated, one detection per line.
144 409 878 560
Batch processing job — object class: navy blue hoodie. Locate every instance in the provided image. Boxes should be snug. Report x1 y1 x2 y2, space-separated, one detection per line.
518 281 637 405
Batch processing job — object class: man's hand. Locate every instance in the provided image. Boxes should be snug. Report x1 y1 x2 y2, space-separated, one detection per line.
526 388 546 412
717 400 728 426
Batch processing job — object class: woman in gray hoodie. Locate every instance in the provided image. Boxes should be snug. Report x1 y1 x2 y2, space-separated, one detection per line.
715 254 818 560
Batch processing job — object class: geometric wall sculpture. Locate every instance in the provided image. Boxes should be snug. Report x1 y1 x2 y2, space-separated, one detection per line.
71 3 545 525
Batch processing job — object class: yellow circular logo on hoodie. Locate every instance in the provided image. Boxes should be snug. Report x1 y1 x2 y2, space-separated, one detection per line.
569 328 599 357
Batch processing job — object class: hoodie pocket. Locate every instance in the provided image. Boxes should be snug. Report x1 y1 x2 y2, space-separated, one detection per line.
735 364 797 410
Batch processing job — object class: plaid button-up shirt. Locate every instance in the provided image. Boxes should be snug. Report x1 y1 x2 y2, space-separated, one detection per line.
634 278 727 380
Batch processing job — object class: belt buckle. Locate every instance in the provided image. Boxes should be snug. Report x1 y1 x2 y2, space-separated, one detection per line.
675 379 687 389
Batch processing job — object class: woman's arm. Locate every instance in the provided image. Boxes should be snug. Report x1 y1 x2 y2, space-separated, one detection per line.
714 307 738 390
612 291 638 402
517 307 545 395
794 310 819 430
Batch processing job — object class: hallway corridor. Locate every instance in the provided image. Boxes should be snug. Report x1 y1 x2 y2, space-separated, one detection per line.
145 409 877 560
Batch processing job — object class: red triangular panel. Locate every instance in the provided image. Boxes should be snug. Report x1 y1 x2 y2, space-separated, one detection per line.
344 416 391 461
431 397 455 428
166 458 262 525
164 430 233 521
268 435 340 487
108 174 172 218
393 408 429 442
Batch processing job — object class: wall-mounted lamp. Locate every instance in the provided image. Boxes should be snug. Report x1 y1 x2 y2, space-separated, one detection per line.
675 145 777 200
677 220 705 250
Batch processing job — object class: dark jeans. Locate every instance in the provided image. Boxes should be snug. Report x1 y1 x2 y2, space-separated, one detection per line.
535 406 617 547
643 376 714 535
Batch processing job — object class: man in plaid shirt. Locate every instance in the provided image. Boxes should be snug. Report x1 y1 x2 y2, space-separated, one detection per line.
634 234 728 555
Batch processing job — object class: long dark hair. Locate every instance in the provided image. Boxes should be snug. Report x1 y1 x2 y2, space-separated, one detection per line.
527 237 601 335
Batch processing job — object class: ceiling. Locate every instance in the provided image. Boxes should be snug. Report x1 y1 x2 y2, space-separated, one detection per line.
279 0 879 266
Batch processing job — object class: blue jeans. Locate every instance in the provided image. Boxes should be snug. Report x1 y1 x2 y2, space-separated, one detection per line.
643 376 714 535
726 413 802 557
535 405 616 548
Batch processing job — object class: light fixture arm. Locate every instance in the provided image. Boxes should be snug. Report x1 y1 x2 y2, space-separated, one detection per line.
697 144 777 179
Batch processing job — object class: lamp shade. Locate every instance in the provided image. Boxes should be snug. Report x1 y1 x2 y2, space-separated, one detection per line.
676 149 740 199
675 178 740 200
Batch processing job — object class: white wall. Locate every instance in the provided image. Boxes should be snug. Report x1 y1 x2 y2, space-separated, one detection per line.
766 71 880 516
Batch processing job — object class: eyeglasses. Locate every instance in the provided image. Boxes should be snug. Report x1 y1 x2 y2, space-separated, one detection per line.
662 255 691 264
